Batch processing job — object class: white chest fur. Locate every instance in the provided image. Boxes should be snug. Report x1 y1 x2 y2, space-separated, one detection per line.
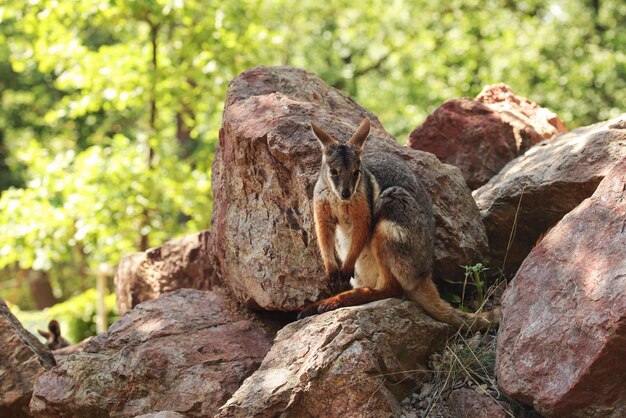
334 208 381 290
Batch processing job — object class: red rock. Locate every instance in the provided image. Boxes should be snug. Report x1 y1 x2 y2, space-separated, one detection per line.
30 289 277 417
212 66 488 311
408 98 517 190
0 298 56 418
114 230 218 315
408 84 567 189
218 299 449 417
476 83 568 144
474 115 626 275
496 159 626 417
447 388 509 418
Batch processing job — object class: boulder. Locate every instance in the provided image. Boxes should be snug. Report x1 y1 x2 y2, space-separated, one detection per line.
475 83 568 143
0 298 56 418
474 115 626 274
212 65 489 311
30 289 277 417
218 298 449 417
447 388 509 418
135 413 187 418
408 84 567 189
496 159 626 417
115 230 218 315
408 98 517 190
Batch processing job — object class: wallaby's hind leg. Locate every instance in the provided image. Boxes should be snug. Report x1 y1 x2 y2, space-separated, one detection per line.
373 223 498 331
297 285 401 319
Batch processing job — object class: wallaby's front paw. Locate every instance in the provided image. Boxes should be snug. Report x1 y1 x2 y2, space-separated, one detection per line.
328 270 352 294
317 296 342 314
339 269 353 283
297 304 320 320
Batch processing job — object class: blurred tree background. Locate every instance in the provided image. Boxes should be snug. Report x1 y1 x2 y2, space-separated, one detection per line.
0 0 624 341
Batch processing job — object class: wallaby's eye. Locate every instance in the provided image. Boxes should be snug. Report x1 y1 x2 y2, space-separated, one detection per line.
329 168 338 176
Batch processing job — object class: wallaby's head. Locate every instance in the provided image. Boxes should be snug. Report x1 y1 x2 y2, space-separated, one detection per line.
311 118 371 201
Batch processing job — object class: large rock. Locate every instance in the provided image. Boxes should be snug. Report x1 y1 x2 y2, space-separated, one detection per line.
212 66 489 311
408 84 567 189
496 159 626 417
475 83 568 144
114 230 218 315
447 388 509 418
30 289 276 417
474 115 626 274
0 298 56 418
218 298 449 417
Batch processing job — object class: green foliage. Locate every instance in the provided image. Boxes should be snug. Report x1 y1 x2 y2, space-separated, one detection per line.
9 289 119 344
443 262 489 311
462 262 489 309
0 136 211 272
0 0 624 307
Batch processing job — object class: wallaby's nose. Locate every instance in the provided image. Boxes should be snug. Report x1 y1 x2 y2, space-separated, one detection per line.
341 190 351 200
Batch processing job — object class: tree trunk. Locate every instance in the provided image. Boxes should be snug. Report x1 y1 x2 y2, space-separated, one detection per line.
27 270 57 309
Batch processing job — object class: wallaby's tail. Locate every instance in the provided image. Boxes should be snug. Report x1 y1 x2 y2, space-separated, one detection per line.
407 277 500 332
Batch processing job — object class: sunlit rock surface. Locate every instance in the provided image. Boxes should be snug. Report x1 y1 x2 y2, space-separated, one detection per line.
218 299 449 418
30 289 277 417
115 230 218 315
496 159 626 417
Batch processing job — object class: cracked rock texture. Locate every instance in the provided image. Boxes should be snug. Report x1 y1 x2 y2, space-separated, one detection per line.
1 298 56 418
496 159 626 417
218 298 449 418
212 65 489 311
115 230 218 315
30 289 276 417
474 115 626 274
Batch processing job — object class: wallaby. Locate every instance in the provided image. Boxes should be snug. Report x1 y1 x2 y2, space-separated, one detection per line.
299 118 499 331
38 319 69 350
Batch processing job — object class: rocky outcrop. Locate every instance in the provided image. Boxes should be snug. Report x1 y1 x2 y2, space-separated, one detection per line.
447 388 509 418
408 84 567 189
135 413 187 418
30 289 276 417
475 83 567 143
496 159 626 417
114 230 218 315
218 298 449 417
0 298 56 418
474 115 626 274
212 65 489 311
408 98 517 190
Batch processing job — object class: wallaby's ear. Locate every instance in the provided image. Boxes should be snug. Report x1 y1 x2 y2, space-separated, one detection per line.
38 329 51 339
348 118 371 149
311 122 337 148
